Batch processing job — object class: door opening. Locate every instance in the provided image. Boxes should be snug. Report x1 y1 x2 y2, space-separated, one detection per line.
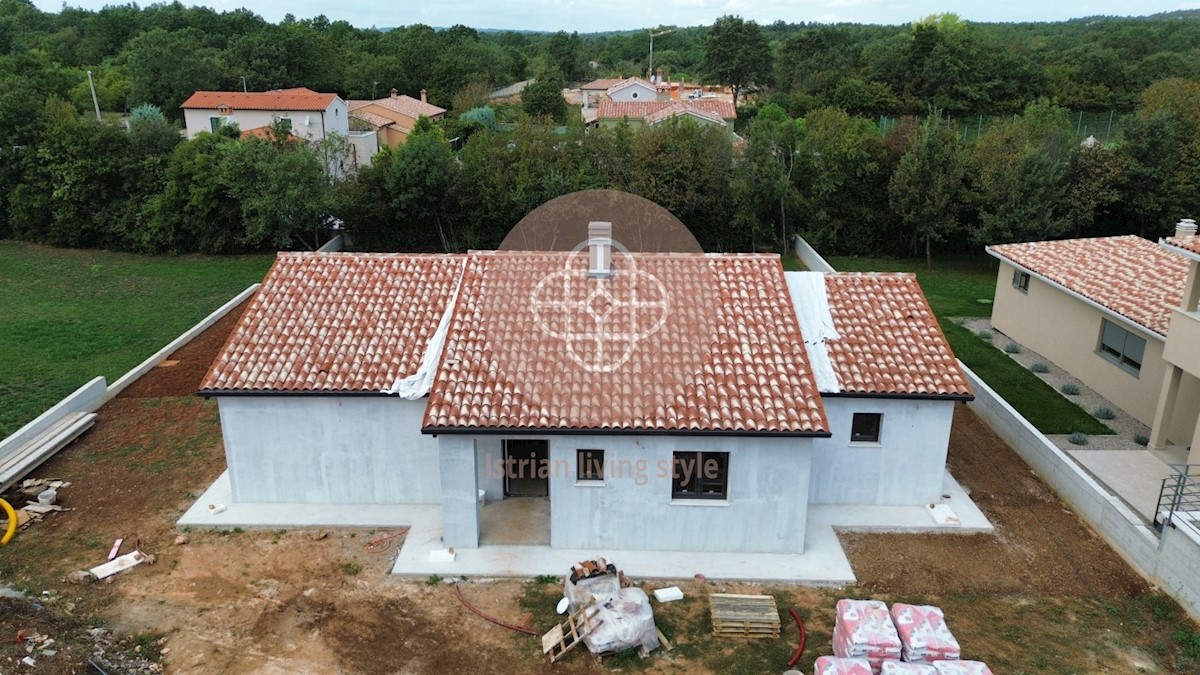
502 440 550 497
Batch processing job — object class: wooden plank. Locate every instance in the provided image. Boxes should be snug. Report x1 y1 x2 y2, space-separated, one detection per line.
710 593 780 639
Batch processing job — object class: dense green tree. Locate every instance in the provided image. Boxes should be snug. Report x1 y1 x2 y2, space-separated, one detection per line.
545 31 586 82
123 28 220 116
700 15 771 108
888 112 967 266
521 78 567 122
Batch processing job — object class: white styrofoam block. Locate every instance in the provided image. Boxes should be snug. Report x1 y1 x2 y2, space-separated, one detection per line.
653 586 684 602
429 548 456 563
925 503 961 526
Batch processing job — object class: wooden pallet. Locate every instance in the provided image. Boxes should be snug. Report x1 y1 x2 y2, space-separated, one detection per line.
709 593 781 639
542 599 602 663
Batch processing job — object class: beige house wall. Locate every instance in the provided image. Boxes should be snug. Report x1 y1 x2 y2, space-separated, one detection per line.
991 261 1191 440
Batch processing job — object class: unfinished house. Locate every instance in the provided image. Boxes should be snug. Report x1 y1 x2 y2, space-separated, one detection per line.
197 229 972 557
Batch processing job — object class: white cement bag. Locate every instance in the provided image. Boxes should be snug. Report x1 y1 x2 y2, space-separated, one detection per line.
582 587 659 655
813 656 873 675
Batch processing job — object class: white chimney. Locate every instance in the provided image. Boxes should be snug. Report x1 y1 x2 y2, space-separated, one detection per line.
588 221 613 277
420 88 428 104
1176 218 1197 239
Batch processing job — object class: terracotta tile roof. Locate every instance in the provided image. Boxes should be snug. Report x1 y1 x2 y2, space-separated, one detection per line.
349 109 396 129
199 253 467 393
987 235 1188 337
359 95 446 120
606 77 656 95
1164 235 1200 260
181 88 337 112
580 78 624 90
597 99 736 121
423 251 829 435
644 102 727 126
822 274 972 398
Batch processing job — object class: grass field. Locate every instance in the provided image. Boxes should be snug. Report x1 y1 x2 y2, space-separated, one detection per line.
0 241 273 439
826 255 1112 435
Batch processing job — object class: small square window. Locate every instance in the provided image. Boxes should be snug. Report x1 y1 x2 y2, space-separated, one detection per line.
209 116 224 132
577 449 605 482
1012 270 1030 293
277 117 293 133
671 451 728 500
850 413 883 443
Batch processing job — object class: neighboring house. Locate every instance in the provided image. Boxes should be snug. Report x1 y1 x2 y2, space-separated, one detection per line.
1155 221 1200 461
987 229 1200 455
181 87 349 142
348 89 446 148
591 100 736 130
604 77 661 102
180 87 376 173
198 226 971 555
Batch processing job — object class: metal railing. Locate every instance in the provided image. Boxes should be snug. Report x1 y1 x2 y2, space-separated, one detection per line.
1154 464 1200 534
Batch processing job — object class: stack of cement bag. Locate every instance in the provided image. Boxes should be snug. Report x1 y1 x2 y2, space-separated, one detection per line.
832 599 902 670
930 662 994 675
813 656 873 675
889 603 962 664
881 662 936 674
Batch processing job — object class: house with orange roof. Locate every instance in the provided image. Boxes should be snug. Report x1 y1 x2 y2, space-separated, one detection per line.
348 88 446 148
193 222 974 557
181 87 378 172
987 221 1200 459
589 99 736 130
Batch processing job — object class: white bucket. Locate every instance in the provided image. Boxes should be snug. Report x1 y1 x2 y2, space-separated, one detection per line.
37 489 57 506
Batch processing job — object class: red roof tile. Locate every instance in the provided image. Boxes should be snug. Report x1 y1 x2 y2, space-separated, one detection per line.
823 274 972 398
239 126 301 142
644 102 727 126
181 88 338 112
199 253 467 392
1164 235 1200 260
581 78 624 90
606 77 656 95
597 99 736 121
987 236 1188 337
354 95 446 120
422 251 828 434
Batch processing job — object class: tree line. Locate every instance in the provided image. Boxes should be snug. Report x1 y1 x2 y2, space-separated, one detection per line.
2 77 1197 261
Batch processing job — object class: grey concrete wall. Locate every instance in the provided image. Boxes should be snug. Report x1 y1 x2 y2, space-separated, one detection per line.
440 435 479 548
464 434 812 554
793 235 836 273
219 396 441 505
964 361 1200 621
810 398 955 505
0 377 106 450
108 284 260 401
474 436 504 502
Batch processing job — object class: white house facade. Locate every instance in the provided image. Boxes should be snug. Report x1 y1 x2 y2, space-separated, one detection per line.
199 231 972 556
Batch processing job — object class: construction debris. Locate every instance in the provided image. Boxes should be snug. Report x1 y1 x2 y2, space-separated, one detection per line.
557 558 660 660
1 479 73 536
709 593 781 639
90 550 148 580
542 598 601 663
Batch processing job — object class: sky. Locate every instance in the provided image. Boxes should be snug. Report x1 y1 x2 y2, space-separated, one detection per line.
30 0 1200 32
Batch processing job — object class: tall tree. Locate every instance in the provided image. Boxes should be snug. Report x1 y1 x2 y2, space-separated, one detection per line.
700 15 771 108
888 112 967 267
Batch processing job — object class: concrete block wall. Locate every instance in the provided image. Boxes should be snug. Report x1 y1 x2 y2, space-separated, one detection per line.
0 377 107 456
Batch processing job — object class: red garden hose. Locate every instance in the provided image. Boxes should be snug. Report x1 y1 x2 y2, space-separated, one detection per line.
787 607 807 668
454 582 538 636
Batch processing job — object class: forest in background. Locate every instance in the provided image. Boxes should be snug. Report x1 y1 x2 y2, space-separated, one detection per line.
1 1 1199 258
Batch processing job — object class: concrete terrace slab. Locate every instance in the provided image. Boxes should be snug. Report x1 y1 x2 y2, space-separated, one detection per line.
179 470 991 584
1067 449 1175 522
177 472 433 529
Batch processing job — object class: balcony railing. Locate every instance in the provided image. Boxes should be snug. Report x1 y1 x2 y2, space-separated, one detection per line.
1154 464 1200 535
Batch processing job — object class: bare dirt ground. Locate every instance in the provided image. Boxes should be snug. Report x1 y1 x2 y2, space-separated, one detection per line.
2 305 1198 674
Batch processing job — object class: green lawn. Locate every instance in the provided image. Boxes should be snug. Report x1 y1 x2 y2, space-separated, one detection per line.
825 255 1113 435
0 241 274 439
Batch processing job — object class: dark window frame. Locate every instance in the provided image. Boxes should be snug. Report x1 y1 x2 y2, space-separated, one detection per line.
576 448 605 482
1097 318 1146 376
850 412 883 443
671 451 729 500
1012 270 1031 293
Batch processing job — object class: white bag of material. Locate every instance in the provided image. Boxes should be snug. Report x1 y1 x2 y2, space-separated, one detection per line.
833 599 902 669
890 604 961 663
582 587 659 655
881 660 937 674
563 558 620 610
931 661 993 675
813 656 873 675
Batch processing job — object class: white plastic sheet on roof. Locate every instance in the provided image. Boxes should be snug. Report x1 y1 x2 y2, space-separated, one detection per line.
384 258 468 399
784 271 841 393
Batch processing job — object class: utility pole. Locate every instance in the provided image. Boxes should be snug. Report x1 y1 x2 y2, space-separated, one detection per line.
86 70 102 123
240 76 248 93
647 28 673 81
